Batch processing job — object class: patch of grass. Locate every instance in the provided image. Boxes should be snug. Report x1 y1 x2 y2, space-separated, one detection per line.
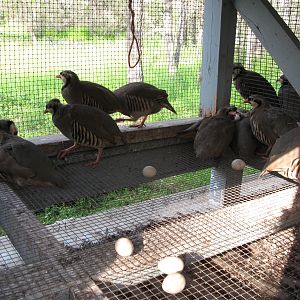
37 169 212 225
0 227 5 236
36 164 261 226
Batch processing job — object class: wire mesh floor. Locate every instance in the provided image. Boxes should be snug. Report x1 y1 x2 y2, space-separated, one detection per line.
96 225 300 300
0 166 299 299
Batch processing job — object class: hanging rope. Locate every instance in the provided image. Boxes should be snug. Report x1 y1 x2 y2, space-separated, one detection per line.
128 0 141 68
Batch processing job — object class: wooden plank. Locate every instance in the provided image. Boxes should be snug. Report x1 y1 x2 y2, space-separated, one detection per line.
0 183 67 264
78 184 300 286
28 118 199 157
200 0 237 116
233 0 300 95
201 0 240 206
0 261 102 300
0 177 296 298
47 174 291 248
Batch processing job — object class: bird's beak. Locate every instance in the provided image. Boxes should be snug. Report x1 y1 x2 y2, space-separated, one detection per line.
10 124 18 136
243 98 250 103
56 74 62 79
162 103 177 114
44 109 50 114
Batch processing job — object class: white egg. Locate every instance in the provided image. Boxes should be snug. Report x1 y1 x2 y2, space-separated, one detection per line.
231 159 246 171
158 256 184 274
142 165 157 178
162 273 186 294
115 237 134 257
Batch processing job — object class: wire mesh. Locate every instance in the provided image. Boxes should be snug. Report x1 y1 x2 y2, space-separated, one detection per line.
231 0 300 120
0 0 203 138
1 163 299 298
1 1 300 299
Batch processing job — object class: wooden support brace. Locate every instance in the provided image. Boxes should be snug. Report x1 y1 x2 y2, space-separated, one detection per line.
0 183 67 264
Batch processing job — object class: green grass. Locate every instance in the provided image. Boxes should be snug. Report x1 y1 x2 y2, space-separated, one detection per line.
0 227 5 236
0 34 267 230
36 166 259 225
37 169 212 225
0 37 201 138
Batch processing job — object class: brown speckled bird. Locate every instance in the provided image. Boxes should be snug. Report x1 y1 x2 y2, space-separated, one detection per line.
278 74 300 121
246 95 298 157
114 82 177 128
57 70 121 114
194 106 237 160
44 99 126 168
0 120 64 187
261 126 300 183
232 63 279 107
230 108 266 158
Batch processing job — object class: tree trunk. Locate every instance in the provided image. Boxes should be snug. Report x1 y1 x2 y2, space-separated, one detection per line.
164 0 176 75
191 10 197 45
174 0 187 68
127 0 144 83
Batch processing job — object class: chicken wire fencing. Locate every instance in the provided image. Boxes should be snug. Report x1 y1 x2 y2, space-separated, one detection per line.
1 0 300 139
1 0 300 299
231 0 300 120
1 167 300 299
0 0 203 138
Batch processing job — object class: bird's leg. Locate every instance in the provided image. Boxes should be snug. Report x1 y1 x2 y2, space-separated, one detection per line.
130 115 148 128
256 144 273 160
115 117 136 123
85 145 104 168
57 143 80 159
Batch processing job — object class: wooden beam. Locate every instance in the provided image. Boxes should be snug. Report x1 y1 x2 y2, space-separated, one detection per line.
62 184 300 286
200 0 237 116
28 118 199 157
0 176 296 298
0 183 67 264
233 0 300 95
201 0 240 207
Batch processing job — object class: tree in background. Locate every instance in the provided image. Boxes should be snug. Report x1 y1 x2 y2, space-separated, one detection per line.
164 0 202 76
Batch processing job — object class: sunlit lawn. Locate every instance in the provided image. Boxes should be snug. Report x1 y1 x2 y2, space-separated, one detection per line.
0 36 272 226
0 38 202 137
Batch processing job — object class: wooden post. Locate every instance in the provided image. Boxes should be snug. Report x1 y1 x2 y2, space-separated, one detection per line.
200 0 237 116
201 0 240 206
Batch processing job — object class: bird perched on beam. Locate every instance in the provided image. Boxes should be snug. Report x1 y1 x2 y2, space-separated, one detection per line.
114 82 177 128
0 120 64 187
246 95 298 157
261 126 300 183
232 63 279 107
231 109 266 159
193 106 237 160
44 99 126 168
56 70 121 114
278 74 300 121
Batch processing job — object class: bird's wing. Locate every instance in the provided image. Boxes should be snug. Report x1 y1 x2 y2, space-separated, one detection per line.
0 145 35 180
251 109 279 143
115 82 168 99
80 81 121 113
267 108 298 136
245 71 277 95
194 117 235 159
70 105 121 144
